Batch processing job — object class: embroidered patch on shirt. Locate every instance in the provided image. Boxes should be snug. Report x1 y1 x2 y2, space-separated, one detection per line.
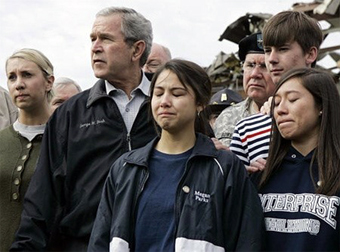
79 119 106 128
194 191 211 203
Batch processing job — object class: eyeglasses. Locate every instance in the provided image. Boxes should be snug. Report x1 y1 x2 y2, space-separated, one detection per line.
242 62 267 73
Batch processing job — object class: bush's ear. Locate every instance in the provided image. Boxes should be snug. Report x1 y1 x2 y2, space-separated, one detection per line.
132 40 146 63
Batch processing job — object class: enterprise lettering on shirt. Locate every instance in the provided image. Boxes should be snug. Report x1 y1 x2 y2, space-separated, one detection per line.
259 193 340 229
265 217 320 235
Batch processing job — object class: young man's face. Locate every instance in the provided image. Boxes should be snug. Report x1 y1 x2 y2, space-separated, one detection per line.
264 41 310 84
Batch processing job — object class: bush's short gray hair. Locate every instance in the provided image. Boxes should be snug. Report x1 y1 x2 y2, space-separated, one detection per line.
96 7 153 66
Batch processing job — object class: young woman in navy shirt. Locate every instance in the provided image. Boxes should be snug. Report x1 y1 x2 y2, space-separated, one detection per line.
89 59 264 251
257 68 340 251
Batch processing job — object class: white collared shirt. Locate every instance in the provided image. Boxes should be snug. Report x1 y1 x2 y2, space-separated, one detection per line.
105 73 150 133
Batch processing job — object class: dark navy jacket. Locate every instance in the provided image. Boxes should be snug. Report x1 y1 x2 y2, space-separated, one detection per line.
89 133 265 251
11 79 157 251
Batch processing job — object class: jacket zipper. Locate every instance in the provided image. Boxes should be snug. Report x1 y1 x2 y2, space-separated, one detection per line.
127 132 132 151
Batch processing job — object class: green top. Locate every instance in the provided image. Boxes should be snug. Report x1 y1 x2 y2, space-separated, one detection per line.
0 125 43 251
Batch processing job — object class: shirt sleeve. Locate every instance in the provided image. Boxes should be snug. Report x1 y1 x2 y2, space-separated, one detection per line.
230 123 251 166
213 108 237 148
223 154 265 251
88 164 116 252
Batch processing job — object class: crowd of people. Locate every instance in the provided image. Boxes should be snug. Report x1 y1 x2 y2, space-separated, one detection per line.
0 5 339 252
214 32 276 148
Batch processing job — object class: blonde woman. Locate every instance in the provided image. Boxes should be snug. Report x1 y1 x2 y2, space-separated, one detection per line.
0 48 54 251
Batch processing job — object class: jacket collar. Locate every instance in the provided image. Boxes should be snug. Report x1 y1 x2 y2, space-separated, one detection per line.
86 72 150 108
123 133 219 167
104 72 150 97
86 79 109 108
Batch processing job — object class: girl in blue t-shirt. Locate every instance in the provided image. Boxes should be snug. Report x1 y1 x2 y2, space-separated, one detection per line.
89 59 265 252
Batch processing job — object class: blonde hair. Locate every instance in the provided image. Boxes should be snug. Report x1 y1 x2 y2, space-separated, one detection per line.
6 48 54 101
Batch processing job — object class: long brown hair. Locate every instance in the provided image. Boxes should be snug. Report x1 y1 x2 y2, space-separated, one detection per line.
260 68 340 195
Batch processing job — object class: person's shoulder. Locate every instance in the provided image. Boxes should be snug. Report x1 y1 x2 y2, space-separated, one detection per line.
0 124 14 135
0 86 12 102
241 112 269 121
214 100 248 130
0 86 9 94
0 126 11 137
219 99 248 116
213 148 248 176
215 148 237 159
235 113 271 127
0 126 17 146
117 138 157 164
109 141 154 176
214 144 243 164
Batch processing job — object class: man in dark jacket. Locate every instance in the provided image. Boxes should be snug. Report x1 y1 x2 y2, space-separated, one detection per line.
11 7 157 251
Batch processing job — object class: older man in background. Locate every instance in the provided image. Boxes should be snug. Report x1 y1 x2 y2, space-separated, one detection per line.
143 42 171 75
214 32 276 147
50 77 82 113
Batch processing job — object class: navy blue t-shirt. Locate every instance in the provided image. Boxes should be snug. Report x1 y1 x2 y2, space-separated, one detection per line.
135 148 192 252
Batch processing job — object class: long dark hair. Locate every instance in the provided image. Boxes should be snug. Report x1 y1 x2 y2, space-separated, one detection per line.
260 68 340 195
149 59 212 135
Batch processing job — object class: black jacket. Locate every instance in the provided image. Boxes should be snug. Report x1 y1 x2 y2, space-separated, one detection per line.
89 133 265 251
11 79 157 251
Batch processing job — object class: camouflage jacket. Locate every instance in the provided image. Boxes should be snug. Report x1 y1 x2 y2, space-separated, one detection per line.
213 97 255 147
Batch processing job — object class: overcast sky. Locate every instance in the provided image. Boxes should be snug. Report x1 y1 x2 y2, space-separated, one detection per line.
1 0 339 90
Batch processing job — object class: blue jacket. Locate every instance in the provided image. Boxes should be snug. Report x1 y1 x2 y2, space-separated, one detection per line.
11 79 157 251
89 133 265 251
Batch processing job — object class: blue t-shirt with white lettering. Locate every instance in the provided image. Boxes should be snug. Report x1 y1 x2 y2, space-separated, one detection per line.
135 148 192 252
258 147 340 251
